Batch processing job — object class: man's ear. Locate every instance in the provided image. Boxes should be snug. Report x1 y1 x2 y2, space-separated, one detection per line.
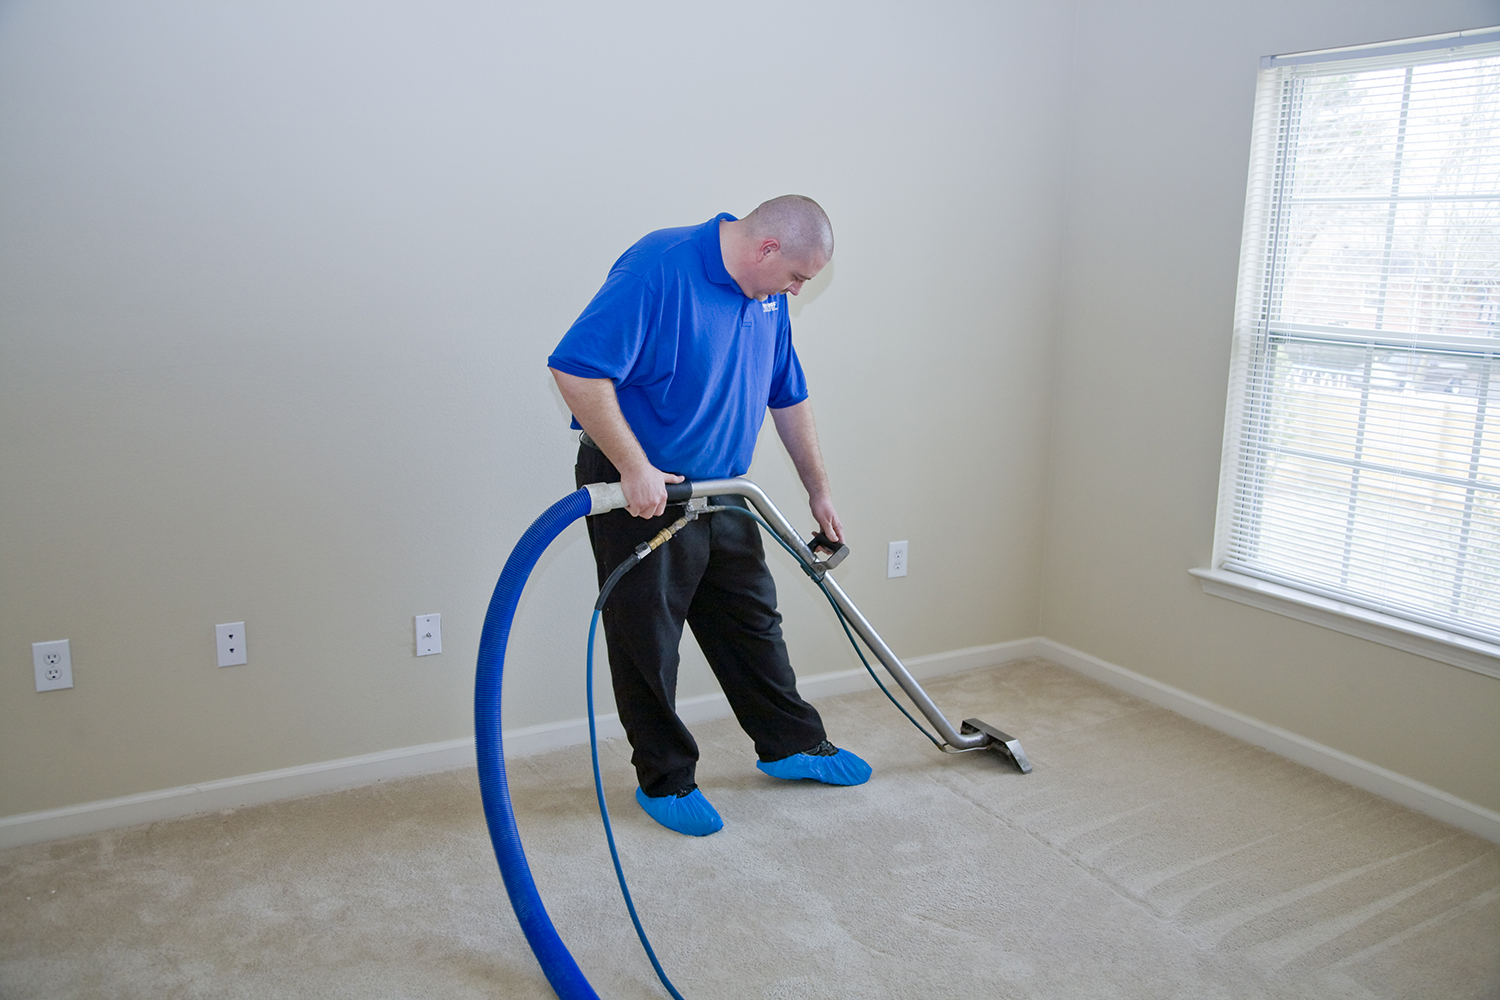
757 238 780 262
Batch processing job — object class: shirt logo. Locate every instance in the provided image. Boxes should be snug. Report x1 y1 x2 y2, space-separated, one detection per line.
761 299 779 313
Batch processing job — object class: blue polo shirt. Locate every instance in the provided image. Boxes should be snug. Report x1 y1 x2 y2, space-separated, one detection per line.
548 213 808 480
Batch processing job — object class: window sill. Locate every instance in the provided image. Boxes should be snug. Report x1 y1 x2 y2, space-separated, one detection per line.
1189 567 1500 680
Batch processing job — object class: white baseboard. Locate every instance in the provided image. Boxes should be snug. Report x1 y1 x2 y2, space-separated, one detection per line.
0 640 1039 851
0 736 474 851
7 636 1492 849
1037 638 1500 845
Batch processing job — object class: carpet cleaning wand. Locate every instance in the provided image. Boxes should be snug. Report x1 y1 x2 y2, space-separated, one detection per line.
473 478 1030 1000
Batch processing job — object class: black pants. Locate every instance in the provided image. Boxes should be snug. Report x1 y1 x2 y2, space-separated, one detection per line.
576 445 826 797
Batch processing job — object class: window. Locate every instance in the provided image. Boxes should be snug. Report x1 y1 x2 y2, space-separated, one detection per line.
1199 27 1500 677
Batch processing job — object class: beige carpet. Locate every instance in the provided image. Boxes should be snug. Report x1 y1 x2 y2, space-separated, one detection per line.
3 659 1498 999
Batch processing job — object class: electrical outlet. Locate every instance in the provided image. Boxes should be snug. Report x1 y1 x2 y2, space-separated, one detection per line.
215 622 247 667
32 639 73 692
416 614 442 656
887 540 908 578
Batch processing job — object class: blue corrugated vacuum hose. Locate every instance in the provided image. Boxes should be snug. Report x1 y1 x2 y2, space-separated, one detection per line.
474 487 599 1000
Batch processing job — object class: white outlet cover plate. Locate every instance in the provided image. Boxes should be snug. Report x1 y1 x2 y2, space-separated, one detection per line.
216 622 248 667
33 639 74 692
416 614 442 656
887 540 909 578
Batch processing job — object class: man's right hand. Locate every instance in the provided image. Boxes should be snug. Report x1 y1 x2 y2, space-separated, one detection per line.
620 463 685 519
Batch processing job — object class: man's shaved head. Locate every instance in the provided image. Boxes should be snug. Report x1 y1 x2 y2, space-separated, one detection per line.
741 195 834 265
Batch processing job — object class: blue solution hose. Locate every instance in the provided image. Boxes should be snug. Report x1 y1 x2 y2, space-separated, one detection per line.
473 487 600 1000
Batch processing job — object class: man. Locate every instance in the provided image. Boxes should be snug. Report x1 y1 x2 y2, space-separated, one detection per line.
548 195 871 837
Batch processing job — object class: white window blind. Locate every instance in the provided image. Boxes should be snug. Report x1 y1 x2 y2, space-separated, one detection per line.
1215 28 1500 651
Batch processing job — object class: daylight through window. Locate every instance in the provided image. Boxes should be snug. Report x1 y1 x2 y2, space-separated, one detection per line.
1214 28 1500 648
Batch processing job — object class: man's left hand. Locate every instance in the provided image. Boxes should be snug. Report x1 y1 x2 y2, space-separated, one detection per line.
810 494 843 543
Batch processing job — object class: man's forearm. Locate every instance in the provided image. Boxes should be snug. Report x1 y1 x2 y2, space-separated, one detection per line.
772 401 832 499
550 369 650 473
772 400 843 541
550 368 679 517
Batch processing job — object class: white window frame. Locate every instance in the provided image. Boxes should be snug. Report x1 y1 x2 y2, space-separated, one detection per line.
1199 26 1500 680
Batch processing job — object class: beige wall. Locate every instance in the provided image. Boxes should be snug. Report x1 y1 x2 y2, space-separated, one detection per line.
7 0 1497 823
1041 0 1500 813
0 1 1065 814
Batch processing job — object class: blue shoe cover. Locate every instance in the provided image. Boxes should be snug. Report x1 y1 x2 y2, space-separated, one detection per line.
757 745 872 786
635 786 723 837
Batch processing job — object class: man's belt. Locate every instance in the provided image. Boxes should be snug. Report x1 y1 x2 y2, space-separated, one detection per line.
579 430 602 452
